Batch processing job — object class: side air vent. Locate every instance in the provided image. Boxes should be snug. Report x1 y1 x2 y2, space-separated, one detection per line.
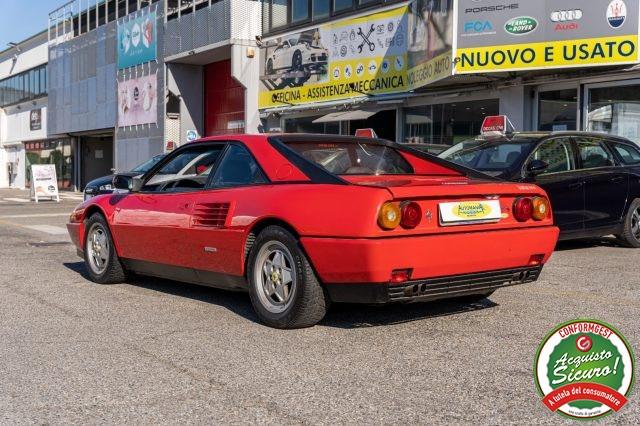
192 203 230 228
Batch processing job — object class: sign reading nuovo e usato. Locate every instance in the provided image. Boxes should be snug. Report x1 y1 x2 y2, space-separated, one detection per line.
455 0 639 73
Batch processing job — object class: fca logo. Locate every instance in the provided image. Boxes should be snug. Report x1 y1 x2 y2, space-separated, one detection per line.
464 21 493 32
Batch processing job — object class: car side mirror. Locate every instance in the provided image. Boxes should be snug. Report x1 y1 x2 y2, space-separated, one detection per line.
112 174 132 191
527 159 549 177
131 176 144 192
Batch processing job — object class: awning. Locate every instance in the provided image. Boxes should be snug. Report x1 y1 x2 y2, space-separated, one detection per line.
312 110 377 123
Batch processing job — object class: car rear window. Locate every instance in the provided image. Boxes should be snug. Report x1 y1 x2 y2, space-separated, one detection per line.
611 141 640 165
284 142 414 175
441 141 534 171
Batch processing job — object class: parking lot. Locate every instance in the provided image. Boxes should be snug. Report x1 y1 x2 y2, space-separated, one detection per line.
0 188 638 424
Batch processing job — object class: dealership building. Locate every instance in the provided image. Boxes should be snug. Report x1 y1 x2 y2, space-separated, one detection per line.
2 0 640 190
258 0 640 147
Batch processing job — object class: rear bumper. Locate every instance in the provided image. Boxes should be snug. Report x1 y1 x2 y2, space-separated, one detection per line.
325 266 542 304
301 226 559 284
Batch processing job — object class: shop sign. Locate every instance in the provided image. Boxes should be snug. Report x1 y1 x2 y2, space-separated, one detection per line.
117 73 157 127
117 11 157 69
29 164 59 203
30 108 42 131
258 0 454 109
455 0 640 74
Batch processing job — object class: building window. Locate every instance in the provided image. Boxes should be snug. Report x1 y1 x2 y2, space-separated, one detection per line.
538 89 578 131
334 0 353 13
292 0 310 22
25 139 74 190
313 0 330 18
263 0 397 34
587 84 640 144
0 64 47 108
404 99 499 146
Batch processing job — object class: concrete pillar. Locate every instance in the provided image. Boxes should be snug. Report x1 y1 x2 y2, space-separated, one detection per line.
231 43 261 134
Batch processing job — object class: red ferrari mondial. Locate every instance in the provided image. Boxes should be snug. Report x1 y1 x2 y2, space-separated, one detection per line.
68 134 559 328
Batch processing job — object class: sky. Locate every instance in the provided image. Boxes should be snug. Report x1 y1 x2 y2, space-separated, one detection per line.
0 0 66 50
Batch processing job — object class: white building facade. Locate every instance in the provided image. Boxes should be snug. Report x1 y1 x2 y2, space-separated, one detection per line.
0 31 55 189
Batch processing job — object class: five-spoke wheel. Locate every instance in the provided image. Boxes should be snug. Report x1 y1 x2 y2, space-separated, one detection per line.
247 226 329 328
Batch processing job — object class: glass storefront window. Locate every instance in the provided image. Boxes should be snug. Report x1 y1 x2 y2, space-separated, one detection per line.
538 89 577 131
284 116 340 134
587 84 640 144
403 99 499 146
25 139 74 190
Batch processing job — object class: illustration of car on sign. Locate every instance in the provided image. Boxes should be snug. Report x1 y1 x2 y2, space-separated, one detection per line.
67 134 559 328
265 39 328 77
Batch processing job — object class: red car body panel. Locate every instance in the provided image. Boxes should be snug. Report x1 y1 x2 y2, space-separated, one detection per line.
68 134 560 303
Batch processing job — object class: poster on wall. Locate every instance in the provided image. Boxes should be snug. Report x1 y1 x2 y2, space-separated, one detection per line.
455 0 640 74
118 74 157 127
117 11 157 69
258 0 454 109
29 164 59 203
29 108 42 131
407 0 454 90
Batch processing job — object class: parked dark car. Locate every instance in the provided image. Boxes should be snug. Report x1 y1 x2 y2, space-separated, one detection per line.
83 154 166 201
439 132 640 247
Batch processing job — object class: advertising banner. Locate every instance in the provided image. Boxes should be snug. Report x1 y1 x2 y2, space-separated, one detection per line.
259 0 454 109
117 11 157 69
118 74 158 127
456 0 640 74
29 164 59 203
29 108 42 131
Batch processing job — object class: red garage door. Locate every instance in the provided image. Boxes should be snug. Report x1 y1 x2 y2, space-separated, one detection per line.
204 60 245 135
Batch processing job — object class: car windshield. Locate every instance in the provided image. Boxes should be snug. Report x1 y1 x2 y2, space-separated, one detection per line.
131 154 165 173
285 142 414 175
439 139 537 172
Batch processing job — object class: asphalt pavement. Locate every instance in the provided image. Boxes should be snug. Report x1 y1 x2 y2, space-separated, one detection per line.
0 188 638 424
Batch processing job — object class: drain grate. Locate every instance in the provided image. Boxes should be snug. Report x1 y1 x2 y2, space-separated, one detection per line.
27 241 72 247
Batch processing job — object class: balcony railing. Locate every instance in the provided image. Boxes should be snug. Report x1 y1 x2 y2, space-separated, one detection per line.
48 0 160 45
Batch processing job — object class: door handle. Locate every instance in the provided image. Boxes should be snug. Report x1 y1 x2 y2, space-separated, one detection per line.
610 176 625 184
568 182 584 190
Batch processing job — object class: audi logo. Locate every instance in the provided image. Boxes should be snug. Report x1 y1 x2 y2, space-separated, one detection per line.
550 10 583 22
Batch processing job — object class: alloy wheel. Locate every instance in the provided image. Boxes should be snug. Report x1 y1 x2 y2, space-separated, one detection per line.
254 241 296 314
87 224 109 274
632 207 640 241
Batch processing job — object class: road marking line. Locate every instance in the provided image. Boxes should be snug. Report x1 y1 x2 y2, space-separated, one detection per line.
23 225 69 235
0 213 70 219
3 198 30 203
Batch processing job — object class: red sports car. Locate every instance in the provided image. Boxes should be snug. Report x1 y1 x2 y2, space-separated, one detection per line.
68 134 559 328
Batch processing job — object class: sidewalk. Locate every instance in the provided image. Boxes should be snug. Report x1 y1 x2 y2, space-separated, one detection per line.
0 188 83 242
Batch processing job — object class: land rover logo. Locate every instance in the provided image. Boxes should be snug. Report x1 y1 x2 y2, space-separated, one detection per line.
505 16 538 35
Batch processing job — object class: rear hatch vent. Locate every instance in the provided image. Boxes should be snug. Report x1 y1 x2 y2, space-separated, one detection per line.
192 203 230 228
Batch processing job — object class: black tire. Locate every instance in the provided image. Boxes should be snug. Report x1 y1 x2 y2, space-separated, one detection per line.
247 226 329 329
266 58 274 76
291 51 303 71
616 199 640 248
83 213 127 284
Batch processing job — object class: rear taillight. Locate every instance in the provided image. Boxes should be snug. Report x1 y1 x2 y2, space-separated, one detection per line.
378 201 422 230
513 197 533 222
532 197 550 221
400 202 422 229
378 202 401 230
